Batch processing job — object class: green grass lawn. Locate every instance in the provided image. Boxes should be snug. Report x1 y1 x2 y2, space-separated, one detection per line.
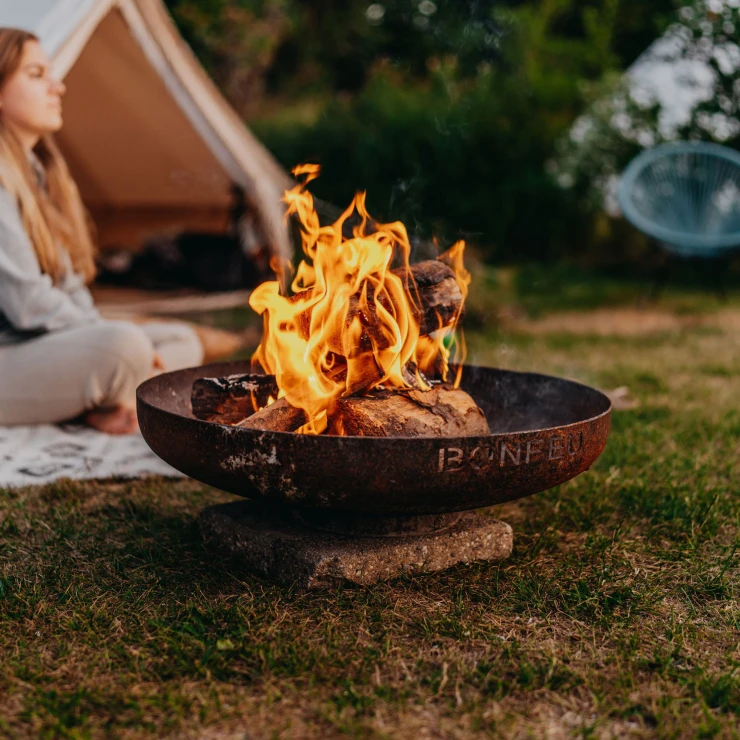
2 274 740 738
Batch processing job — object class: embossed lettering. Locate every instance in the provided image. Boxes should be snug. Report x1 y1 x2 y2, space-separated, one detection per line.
470 446 494 471
548 436 565 460
439 447 464 472
526 439 543 463
568 432 583 455
500 442 521 466
437 432 585 472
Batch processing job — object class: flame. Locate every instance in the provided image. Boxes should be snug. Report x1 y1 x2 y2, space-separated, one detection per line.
438 239 470 388
249 166 469 434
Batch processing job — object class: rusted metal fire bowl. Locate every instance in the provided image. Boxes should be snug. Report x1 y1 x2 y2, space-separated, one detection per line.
137 361 611 517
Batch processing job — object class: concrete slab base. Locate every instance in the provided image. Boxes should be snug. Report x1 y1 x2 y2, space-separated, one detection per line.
199 500 513 590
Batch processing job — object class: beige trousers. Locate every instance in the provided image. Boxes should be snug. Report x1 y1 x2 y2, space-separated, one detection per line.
0 320 203 426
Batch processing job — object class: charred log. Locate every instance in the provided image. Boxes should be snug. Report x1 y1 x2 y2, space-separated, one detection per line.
191 373 277 424
393 260 464 336
195 376 488 436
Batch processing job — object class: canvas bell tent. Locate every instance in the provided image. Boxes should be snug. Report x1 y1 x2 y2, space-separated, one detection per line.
0 0 294 263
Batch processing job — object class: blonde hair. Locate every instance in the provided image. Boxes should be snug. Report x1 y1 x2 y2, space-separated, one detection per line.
0 28 95 282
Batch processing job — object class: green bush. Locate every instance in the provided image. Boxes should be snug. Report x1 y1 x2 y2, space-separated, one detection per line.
255 63 591 263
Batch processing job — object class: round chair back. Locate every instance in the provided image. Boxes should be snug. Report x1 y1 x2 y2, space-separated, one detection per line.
618 141 740 258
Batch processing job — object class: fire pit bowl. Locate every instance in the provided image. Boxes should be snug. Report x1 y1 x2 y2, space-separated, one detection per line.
137 361 611 516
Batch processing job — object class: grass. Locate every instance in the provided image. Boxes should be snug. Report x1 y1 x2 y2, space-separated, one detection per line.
2 271 740 738
462 260 740 327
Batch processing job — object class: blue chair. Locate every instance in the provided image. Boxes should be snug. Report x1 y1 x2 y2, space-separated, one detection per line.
618 141 740 297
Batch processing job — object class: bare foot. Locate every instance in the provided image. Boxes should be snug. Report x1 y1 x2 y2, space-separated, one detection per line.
84 405 138 435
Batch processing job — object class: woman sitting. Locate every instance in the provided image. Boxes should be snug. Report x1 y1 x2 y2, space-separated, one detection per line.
0 28 204 434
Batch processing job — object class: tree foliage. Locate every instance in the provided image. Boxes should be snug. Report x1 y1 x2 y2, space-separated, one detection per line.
166 0 676 262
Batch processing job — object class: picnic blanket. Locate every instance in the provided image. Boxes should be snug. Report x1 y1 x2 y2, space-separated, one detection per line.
0 423 183 488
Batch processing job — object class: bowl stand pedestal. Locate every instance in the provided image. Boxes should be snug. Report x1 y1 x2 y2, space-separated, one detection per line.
199 500 513 590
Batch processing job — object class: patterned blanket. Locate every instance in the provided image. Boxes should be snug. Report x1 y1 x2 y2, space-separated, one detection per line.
0 424 182 487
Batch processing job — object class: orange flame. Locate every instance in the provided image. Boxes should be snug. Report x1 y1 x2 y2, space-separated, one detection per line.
249 166 469 434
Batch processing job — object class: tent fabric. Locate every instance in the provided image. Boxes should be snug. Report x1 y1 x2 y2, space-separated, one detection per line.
0 0 294 260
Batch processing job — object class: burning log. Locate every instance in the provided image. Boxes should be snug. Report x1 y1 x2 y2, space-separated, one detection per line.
325 387 489 437
192 370 489 437
191 259 469 427
393 260 464 336
192 373 278 424
230 386 489 437
292 260 463 344
236 397 307 432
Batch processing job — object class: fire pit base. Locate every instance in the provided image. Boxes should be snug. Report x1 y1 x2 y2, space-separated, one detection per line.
199 500 513 590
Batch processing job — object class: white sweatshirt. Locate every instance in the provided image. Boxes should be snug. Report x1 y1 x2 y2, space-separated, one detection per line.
0 186 100 345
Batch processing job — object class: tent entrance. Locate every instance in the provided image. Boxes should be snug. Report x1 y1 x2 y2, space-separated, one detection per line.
57 7 235 252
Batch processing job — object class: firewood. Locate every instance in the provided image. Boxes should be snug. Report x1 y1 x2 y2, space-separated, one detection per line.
190 359 385 426
191 373 277 423
292 260 463 343
393 260 464 336
193 260 466 427
341 355 386 397
325 387 489 437
236 397 307 432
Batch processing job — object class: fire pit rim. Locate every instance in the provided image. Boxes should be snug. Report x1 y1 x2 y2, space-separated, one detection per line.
136 361 612 442
137 361 612 514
